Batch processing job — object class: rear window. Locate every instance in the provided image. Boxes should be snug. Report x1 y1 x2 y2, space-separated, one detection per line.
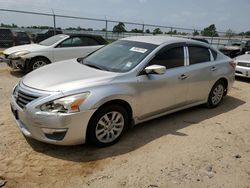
188 46 211 65
16 32 28 38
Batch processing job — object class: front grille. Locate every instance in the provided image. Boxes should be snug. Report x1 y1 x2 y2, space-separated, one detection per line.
14 87 39 109
237 62 250 67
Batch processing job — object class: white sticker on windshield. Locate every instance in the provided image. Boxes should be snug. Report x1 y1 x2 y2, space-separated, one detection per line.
130 47 148 53
126 62 133 67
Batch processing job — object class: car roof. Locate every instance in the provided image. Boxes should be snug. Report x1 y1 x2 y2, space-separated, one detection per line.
67 33 101 38
65 33 108 44
120 35 196 45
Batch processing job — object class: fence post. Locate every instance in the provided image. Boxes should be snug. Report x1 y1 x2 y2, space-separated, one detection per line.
142 23 145 36
51 9 56 35
105 19 108 39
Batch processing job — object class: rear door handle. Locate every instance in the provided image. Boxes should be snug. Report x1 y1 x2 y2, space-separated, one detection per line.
210 66 217 71
178 74 188 80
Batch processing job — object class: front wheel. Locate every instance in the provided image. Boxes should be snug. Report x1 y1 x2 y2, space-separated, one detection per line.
28 57 50 72
207 80 225 108
87 105 129 147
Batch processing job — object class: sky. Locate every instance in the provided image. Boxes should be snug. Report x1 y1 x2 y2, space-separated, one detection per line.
0 0 249 33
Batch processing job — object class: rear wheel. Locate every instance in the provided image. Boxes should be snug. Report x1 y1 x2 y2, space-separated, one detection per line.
87 105 129 147
28 57 50 72
207 80 225 108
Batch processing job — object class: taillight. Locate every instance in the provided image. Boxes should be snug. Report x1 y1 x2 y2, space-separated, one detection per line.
229 61 236 70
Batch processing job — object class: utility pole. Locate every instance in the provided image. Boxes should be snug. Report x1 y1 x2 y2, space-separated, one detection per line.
51 8 56 35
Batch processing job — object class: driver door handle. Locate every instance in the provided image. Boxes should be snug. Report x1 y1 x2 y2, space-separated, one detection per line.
211 66 217 71
178 74 188 80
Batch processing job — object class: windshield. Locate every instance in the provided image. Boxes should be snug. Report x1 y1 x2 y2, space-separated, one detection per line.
83 40 157 73
40 29 49 34
39 34 68 46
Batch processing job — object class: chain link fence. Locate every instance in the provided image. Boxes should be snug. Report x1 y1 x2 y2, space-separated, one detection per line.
0 8 249 50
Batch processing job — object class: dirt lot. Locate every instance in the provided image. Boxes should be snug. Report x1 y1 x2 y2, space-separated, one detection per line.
0 63 249 188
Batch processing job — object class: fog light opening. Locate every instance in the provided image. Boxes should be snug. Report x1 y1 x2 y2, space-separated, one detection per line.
42 128 68 141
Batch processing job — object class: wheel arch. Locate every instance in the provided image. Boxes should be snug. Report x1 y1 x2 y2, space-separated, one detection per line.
86 99 133 143
216 77 228 96
25 56 52 71
208 77 229 101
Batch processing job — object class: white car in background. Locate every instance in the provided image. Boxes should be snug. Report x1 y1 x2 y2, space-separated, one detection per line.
235 51 250 78
3 34 107 72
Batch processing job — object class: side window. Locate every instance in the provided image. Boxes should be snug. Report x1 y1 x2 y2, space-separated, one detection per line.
81 37 89 46
150 47 184 69
47 30 54 35
246 41 250 47
60 37 82 47
188 46 210 65
88 38 100 46
80 37 100 46
60 38 72 47
71 37 82 46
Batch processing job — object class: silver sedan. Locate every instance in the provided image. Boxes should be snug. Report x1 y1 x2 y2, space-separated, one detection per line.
10 36 235 147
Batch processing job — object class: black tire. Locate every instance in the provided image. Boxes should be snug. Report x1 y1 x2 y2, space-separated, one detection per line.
28 57 50 72
87 104 129 147
207 80 225 108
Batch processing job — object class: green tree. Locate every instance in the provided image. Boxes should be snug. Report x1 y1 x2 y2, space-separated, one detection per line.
193 30 199 36
225 29 235 37
167 30 177 35
201 24 219 37
153 28 163 35
113 22 126 33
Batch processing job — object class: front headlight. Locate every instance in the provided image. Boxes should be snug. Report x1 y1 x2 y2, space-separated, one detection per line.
9 50 30 59
40 92 90 113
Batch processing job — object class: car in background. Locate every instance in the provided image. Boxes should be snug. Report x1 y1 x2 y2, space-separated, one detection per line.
0 28 16 47
3 34 108 72
10 36 235 147
235 51 250 78
14 31 31 45
33 29 63 43
219 39 250 58
190 38 209 44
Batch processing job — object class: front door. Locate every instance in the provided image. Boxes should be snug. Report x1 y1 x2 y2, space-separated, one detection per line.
136 45 189 120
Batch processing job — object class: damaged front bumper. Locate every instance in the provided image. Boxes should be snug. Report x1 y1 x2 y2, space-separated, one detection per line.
2 56 28 70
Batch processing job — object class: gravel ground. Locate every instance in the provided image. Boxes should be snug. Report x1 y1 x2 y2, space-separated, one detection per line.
0 63 249 188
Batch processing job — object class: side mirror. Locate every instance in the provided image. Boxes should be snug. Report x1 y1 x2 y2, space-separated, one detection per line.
245 51 250 55
144 65 166 75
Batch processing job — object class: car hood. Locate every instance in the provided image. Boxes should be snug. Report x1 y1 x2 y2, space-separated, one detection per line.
236 54 250 62
22 59 119 92
4 44 48 55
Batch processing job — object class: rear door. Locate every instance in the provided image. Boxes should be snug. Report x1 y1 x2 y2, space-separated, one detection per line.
136 43 189 119
185 45 217 104
52 36 102 62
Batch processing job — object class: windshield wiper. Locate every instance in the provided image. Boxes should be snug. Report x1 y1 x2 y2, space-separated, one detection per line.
83 62 107 71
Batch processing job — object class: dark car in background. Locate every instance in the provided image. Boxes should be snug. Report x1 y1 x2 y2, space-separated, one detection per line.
219 40 250 58
190 37 209 44
0 28 16 47
33 29 63 43
14 31 31 45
